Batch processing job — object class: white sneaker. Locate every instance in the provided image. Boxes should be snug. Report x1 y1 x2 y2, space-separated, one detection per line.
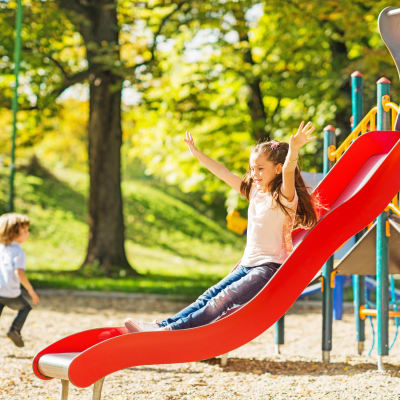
124 318 161 332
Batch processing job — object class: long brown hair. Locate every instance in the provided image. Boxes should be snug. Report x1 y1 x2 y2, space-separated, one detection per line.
240 140 318 229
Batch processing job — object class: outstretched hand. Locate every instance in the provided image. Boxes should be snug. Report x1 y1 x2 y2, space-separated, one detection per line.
289 121 316 150
184 131 198 156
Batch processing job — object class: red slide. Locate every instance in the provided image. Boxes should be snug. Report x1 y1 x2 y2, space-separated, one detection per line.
33 130 400 388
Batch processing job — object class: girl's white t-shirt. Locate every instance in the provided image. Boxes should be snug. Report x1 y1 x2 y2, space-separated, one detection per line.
241 186 298 266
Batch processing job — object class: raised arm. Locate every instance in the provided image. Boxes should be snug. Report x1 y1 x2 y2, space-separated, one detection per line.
281 121 315 202
184 131 242 193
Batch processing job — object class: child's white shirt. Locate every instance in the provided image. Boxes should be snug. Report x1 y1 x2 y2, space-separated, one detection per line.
0 242 26 298
241 186 298 266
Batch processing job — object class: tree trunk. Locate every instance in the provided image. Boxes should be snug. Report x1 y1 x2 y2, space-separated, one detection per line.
81 70 136 276
246 76 268 142
58 0 137 276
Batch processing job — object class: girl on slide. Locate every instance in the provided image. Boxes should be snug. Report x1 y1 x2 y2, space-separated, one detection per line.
125 121 318 332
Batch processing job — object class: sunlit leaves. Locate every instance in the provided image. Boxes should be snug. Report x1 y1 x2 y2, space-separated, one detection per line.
122 0 400 213
1 0 400 215
0 0 83 115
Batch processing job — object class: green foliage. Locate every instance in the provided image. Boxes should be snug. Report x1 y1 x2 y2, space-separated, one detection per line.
2 0 400 273
3 0 399 212
0 162 244 297
122 0 400 214
34 98 89 170
1 162 89 270
0 1 81 109
123 181 239 259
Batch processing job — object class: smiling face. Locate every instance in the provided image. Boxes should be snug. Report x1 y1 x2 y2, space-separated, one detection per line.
249 152 282 192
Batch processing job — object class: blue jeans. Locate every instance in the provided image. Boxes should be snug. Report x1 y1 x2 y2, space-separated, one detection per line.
158 262 280 330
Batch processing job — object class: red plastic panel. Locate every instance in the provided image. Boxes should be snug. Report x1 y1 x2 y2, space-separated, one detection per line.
32 327 128 380
33 130 400 388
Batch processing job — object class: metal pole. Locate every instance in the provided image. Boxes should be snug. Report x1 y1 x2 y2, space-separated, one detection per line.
9 0 23 212
351 71 366 355
353 275 365 354
322 125 336 362
323 125 336 176
274 315 284 354
376 77 390 371
351 71 363 125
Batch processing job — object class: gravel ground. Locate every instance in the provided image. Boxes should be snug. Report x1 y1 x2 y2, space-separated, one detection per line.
1 291 400 400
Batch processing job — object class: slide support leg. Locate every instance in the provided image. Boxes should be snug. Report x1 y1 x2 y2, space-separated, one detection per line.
60 380 69 400
92 377 105 400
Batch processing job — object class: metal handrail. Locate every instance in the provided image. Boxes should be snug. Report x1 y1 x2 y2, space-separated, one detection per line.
382 94 399 130
328 97 400 216
389 193 400 217
329 106 378 161
381 99 400 215
328 106 378 161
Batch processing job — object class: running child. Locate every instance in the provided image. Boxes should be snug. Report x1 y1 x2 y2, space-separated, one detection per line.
0 213 39 347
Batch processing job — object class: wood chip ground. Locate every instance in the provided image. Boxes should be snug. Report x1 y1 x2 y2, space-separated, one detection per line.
1 291 400 399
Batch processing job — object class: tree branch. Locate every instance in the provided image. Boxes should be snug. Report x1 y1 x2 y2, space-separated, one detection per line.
0 68 92 112
52 69 92 97
56 0 89 17
131 1 186 70
23 45 70 79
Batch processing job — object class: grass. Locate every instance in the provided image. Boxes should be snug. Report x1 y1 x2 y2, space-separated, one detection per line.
0 161 245 300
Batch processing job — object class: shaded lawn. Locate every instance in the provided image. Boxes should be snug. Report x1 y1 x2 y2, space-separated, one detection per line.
0 163 245 298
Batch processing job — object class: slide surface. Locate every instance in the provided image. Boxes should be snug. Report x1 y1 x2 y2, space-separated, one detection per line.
33 130 400 387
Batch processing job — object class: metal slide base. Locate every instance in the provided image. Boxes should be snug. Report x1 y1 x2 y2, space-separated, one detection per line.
38 352 105 400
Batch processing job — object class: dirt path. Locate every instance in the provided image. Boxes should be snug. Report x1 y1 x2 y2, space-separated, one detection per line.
0 291 400 399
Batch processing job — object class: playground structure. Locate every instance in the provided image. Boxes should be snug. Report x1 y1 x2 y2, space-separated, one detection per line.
33 129 400 399
317 7 400 367
224 72 400 366
227 7 400 368
32 6 400 400
319 75 400 370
